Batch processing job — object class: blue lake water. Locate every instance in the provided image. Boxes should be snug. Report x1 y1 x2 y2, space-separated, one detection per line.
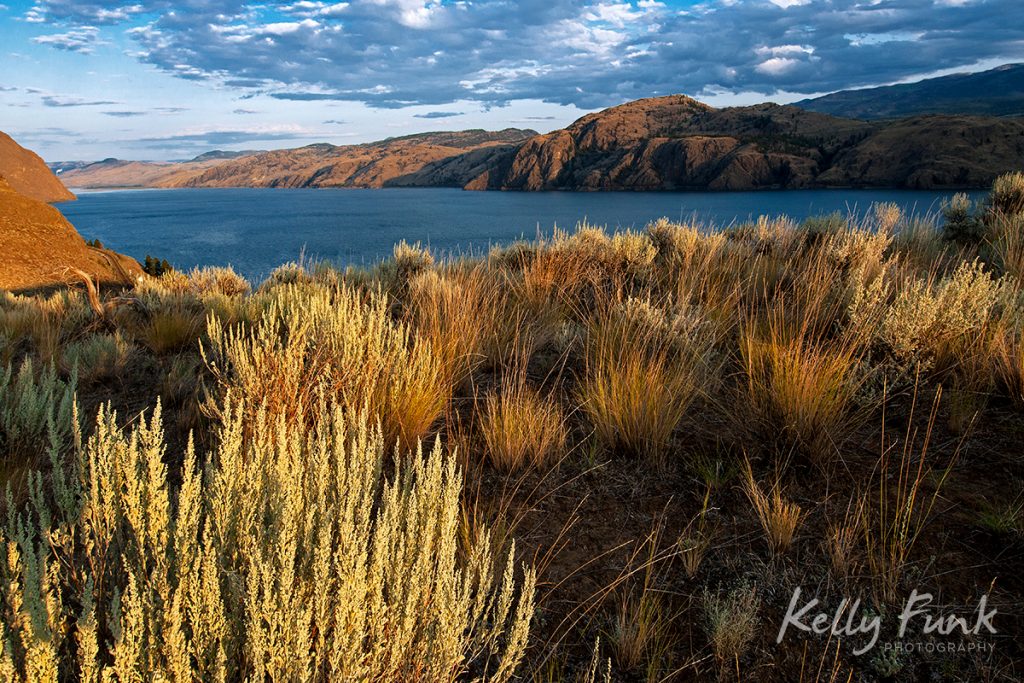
57 187 982 283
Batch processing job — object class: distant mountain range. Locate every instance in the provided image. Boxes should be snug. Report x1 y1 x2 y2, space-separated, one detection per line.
795 64 1024 120
55 90 1024 193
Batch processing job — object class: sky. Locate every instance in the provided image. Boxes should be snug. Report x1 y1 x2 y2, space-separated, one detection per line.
1 0 1021 162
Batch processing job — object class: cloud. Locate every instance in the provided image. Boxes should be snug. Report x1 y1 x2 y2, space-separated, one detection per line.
133 127 323 150
0 86 17 92
154 106 188 113
413 111 464 119
232 108 259 114
103 110 146 117
41 95 117 107
24 0 1024 108
32 26 105 53
323 119 347 124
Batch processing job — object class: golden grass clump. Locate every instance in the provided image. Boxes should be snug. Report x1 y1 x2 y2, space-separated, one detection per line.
740 303 864 461
480 368 567 472
743 464 803 554
204 282 448 447
405 266 498 388
579 298 717 465
0 400 535 680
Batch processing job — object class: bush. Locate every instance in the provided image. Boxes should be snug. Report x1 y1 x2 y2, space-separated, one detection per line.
0 358 76 460
989 171 1024 216
0 401 535 680
941 193 985 244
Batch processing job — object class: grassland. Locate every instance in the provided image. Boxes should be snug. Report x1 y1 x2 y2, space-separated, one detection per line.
1 174 1023 681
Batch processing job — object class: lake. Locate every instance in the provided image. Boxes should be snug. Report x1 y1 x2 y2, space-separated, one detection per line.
58 187 981 283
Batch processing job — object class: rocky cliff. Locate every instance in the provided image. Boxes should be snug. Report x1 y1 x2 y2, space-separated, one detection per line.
0 131 76 202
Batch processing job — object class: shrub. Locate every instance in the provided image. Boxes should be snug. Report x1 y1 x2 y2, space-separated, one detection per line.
800 212 847 245
989 171 1024 216
941 193 985 244
0 400 535 680
387 240 435 292
702 584 760 665
873 261 1005 375
480 369 567 472
872 202 903 235
0 358 76 460
60 331 132 383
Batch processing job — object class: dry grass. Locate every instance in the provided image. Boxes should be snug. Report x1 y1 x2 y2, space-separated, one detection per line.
3 173 1024 680
741 308 865 462
480 367 567 472
743 462 803 554
864 387 959 603
579 298 715 465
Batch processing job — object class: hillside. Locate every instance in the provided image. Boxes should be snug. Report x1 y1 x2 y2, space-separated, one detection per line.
61 130 536 190
795 64 1024 119
467 96 1024 191
0 131 76 202
0 176 142 291
56 155 260 189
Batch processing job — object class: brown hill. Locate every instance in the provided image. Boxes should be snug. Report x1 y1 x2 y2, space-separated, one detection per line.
168 129 537 189
60 130 537 190
467 96 1024 191
0 177 142 292
0 131 76 202
59 157 249 189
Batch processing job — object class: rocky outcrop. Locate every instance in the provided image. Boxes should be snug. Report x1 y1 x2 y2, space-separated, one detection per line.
0 131 76 202
470 96 1024 191
0 176 142 291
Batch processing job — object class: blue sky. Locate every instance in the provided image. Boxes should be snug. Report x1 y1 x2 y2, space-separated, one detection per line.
1 0 1021 161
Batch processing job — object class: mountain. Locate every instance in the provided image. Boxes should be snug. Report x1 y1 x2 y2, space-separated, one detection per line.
463 96 1024 191
55 97 1024 193
60 130 536 190
0 176 142 291
163 129 536 189
56 154 263 189
0 131 76 202
795 64 1024 120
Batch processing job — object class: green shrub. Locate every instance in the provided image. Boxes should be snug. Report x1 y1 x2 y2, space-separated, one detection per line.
989 171 1024 216
0 401 535 680
0 358 76 460
942 193 985 244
